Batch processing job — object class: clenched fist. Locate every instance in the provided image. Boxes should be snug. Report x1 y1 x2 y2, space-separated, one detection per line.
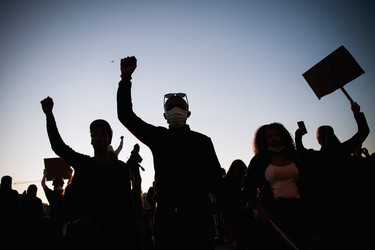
120 56 137 78
41 96 54 115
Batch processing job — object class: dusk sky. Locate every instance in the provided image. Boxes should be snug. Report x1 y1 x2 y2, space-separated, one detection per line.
1 0 374 204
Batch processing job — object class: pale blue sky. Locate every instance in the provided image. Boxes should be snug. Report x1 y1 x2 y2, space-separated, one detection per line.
1 0 374 204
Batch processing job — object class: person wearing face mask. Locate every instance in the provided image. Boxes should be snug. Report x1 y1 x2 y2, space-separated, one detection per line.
117 56 224 250
242 122 316 250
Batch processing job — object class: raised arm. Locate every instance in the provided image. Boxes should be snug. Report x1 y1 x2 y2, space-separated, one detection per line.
113 136 124 156
343 102 370 153
40 96 66 154
116 56 159 146
117 56 137 126
41 169 48 189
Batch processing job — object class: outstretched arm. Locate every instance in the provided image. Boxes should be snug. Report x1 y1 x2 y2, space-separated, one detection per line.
117 56 137 125
117 56 158 147
295 128 307 152
343 102 370 153
114 136 124 156
40 96 74 159
351 101 370 140
41 97 64 152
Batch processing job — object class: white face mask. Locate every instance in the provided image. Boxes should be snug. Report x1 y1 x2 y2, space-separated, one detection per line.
165 107 188 128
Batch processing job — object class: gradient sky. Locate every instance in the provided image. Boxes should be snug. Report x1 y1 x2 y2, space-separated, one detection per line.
1 0 374 204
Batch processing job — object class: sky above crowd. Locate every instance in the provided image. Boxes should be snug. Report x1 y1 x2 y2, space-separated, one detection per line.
1 0 374 204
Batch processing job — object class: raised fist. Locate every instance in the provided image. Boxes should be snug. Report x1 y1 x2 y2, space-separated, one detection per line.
41 96 54 115
120 56 137 78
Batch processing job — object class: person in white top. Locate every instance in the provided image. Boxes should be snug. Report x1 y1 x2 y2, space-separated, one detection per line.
243 122 315 250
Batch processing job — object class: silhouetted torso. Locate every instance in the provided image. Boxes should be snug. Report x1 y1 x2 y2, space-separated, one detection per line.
117 71 223 250
0 176 21 248
20 185 44 248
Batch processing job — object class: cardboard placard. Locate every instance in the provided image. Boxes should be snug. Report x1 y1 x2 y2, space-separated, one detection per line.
44 157 71 181
303 45 365 100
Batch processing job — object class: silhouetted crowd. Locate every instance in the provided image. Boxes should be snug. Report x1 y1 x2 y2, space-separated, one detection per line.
1 56 374 250
1 141 373 250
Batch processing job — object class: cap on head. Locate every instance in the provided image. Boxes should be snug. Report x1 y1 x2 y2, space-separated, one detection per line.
90 119 113 139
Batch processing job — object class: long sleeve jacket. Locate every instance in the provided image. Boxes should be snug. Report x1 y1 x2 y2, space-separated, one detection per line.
117 78 223 208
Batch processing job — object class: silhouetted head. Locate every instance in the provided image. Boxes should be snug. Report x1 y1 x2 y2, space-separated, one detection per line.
163 93 191 128
316 125 334 139
253 122 295 155
27 184 38 197
316 125 340 148
90 119 113 139
90 119 113 152
52 177 64 189
0 175 12 190
226 159 247 180
164 95 189 111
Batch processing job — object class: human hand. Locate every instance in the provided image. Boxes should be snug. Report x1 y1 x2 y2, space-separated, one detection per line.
255 203 271 221
362 148 370 158
120 56 137 78
351 101 360 113
41 96 54 115
295 128 306 138
297 121 307 134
